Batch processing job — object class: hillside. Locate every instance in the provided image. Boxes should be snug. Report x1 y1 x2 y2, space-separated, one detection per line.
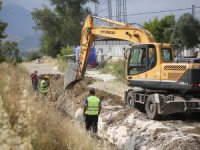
0 4 40 51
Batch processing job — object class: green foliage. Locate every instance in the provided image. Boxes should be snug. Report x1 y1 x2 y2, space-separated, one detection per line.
0 1 8 62
0 1 8 43
32 0 97 58
56 54 68 72
170 13 200 49
56 45 75 72
60 45 74 56
100 59 125 80
1 41 21 63
0 20 7 39
144 15 175 43
27 51 42 61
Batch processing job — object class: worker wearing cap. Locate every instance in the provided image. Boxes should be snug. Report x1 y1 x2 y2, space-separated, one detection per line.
39 75 49 95
83 88 101 134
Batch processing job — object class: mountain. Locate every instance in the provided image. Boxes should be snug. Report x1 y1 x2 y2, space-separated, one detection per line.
0 4 40 51
19 32 41 51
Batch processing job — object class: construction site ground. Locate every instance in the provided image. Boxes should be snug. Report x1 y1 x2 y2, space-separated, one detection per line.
23 61 200 150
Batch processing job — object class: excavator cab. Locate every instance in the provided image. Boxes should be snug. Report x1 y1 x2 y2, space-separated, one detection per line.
125 43 176 90
126 44 158 76
126 43 200 93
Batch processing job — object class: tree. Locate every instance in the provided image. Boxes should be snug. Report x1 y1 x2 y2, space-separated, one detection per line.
170 13 200 49
27 51 42 61
0 1 8 62
0 1 7 40
1 41 21 63
144 15 175 43
32 0 98 58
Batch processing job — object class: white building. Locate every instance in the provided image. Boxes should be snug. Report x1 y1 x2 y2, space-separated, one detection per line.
94 38 132 62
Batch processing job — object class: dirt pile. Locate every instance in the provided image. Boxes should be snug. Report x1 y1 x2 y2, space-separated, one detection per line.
54 76 121 117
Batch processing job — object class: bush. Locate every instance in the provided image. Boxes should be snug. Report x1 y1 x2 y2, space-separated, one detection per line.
56 45 75 72
56 54 68 72
100 59 125 80
1 41 22 63
27 51 42 61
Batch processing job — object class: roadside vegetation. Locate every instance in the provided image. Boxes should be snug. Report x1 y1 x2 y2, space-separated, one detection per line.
26 51 42 61
56 45 75 72
99 59 125 81
0 41 22 63
0 63 104 150
144 13 200 49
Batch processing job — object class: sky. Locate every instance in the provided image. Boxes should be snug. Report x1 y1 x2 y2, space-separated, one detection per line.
2 0 200 24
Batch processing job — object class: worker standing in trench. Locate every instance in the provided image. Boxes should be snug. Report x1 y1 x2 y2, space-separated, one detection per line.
39 75 49 96
83 88 101 134
30 70 39 91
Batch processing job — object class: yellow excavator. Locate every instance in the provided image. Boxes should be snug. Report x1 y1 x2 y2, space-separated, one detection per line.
65 15 200 119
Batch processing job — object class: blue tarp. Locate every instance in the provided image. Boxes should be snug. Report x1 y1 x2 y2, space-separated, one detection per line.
75 46 97 67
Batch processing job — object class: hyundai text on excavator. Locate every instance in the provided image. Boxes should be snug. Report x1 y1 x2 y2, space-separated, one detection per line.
65 15 200 120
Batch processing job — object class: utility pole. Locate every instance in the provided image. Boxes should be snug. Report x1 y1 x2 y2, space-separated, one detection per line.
95 2 98 16
116 0 127 23
108 0 112 20
123 0 127 23
192 5 195 17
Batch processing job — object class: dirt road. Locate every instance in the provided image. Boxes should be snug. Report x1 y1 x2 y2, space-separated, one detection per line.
23 62 200 150
23 62 62 75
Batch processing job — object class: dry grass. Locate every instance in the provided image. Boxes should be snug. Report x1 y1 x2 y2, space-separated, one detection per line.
0 63 106 150
31 102 99 150
0 63 28 127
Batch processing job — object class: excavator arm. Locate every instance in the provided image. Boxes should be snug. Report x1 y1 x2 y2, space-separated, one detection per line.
65 15 155 88
77 15 155 78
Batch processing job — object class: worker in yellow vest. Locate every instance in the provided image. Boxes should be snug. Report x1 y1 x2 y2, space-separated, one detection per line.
39 75 49 95
83 88 101 134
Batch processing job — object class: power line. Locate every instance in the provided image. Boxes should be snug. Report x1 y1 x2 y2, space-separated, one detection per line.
126 6 200 17
1 5 200 19
98 0 107 6
98 6 200 19
96 7 108 15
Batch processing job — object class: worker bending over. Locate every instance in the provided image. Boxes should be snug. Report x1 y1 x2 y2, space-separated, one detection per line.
83 88 101 134
39 75 49 95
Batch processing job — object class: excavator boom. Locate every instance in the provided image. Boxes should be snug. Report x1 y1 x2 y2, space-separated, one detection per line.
64 15 156 88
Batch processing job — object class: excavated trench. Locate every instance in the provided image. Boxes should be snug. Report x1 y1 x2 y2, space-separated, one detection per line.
44 74 122 149
47 74 123 114
46 74 200 150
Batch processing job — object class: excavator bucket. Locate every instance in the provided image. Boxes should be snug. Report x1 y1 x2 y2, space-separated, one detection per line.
64 68 80 89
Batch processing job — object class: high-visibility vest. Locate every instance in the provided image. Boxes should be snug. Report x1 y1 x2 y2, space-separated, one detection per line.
85 96 100 115
39 80 48 94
